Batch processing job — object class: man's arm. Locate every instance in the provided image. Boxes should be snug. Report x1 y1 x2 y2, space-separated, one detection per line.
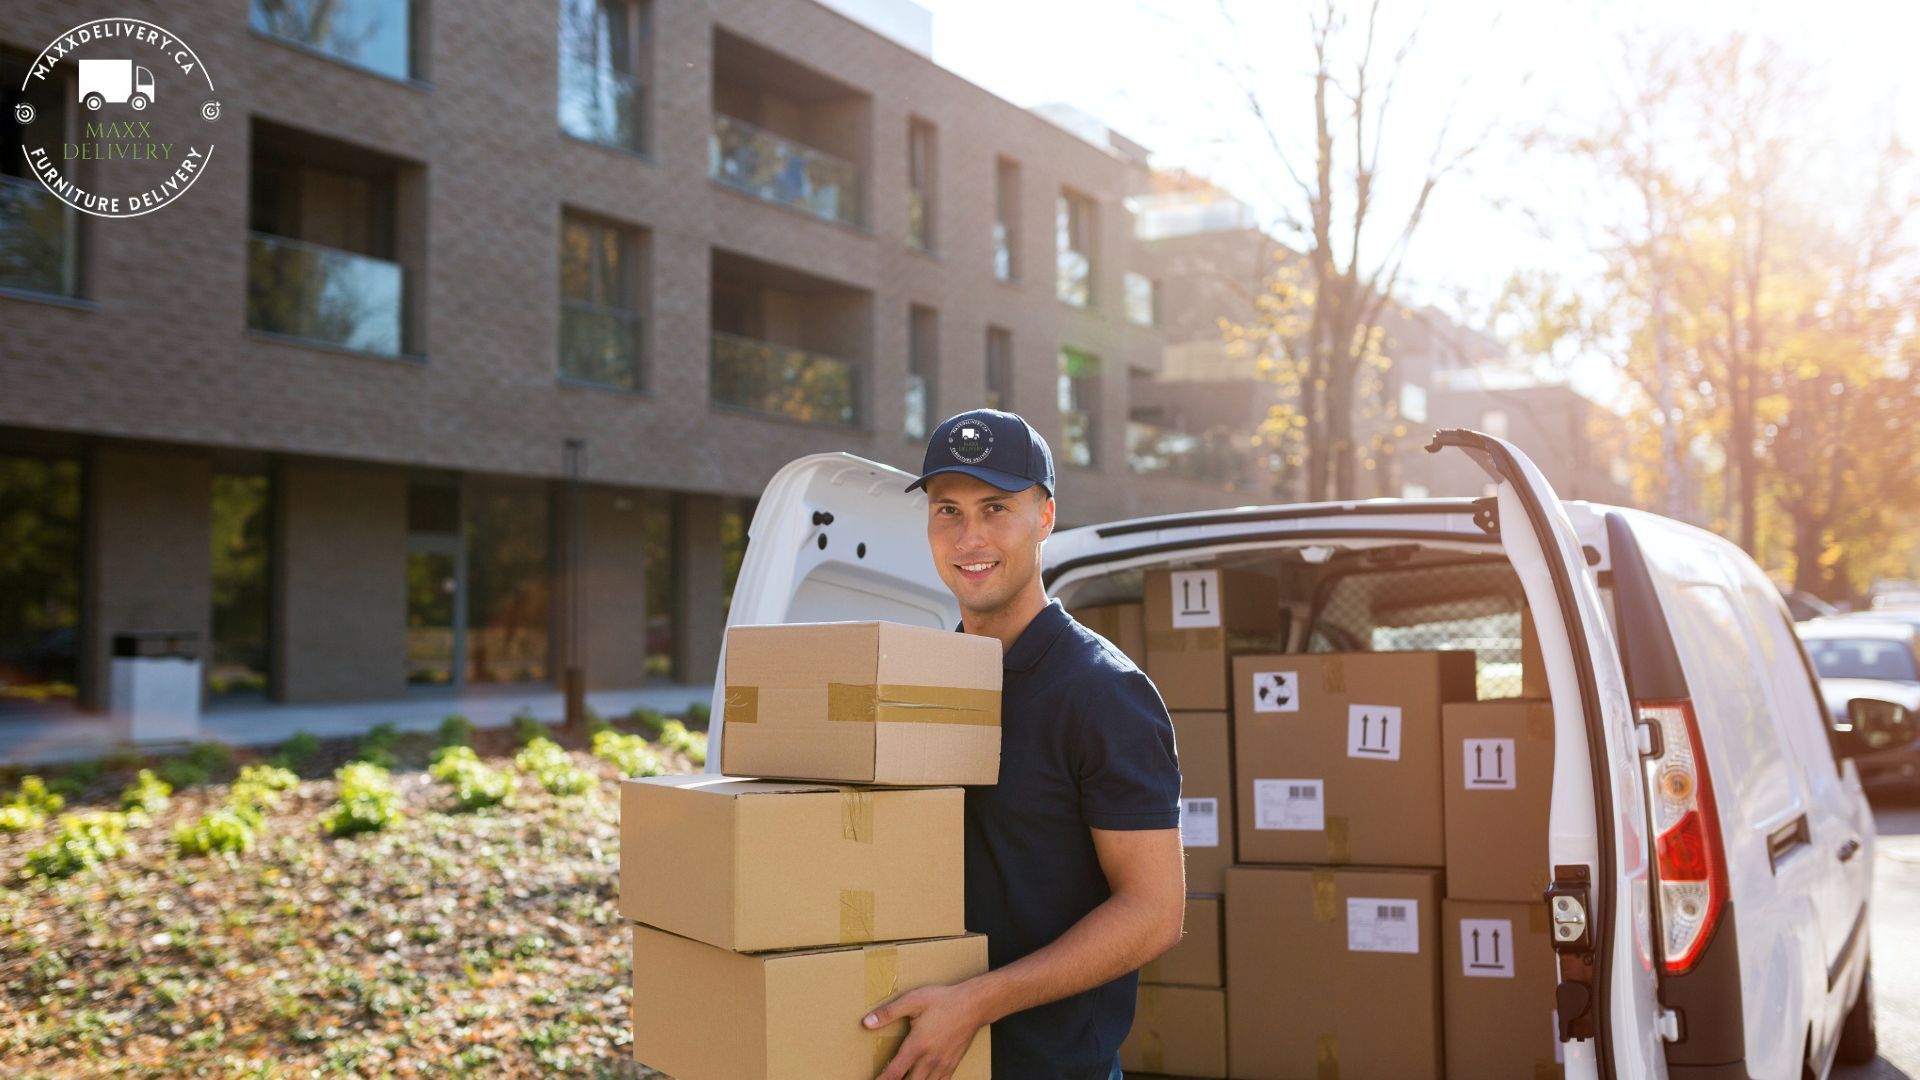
864 826 1185 1080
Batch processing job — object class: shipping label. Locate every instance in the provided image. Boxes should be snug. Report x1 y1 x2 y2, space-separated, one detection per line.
1253 778 1324 831
1169 570 1222 629
1180 797 1220 848
1463 737 1517 789
1250 670 1300 713
1346 897 1420 954
1346 704 1402 761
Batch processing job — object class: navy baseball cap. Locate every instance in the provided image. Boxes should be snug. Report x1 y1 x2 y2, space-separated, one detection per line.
904 409 1055 497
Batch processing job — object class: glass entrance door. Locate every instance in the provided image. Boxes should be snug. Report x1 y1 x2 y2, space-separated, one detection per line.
406 535 463 689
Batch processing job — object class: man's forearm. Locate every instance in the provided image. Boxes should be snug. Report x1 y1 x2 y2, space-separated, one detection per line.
959 888 1175 1026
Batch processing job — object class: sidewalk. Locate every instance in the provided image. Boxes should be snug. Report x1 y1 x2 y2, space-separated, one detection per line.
0 682 716 768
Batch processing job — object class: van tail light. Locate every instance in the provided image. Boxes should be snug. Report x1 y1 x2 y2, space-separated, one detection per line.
1638 700 1728 974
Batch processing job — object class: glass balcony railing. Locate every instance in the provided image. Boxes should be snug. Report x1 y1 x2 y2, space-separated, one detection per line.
0 175 80 299
1057 248 1091 307
907 189 931 251
993 220 1014 281
709 114 861 228
247 231 407 357
1127 421 1257 485
710 330 858 429
1061 409 1095 467
558 58 645 153
561 302 643 391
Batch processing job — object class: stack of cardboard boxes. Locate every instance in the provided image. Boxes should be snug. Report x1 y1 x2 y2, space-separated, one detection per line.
621 621 1002 1079
1085 571 1562 1079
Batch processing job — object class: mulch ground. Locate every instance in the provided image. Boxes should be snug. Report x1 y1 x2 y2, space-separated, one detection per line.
0 723 699 1077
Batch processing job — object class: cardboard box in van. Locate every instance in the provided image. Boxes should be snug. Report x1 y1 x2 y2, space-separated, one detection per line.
619 776 964 951
1120 984 1227 1078
631 924 990 1080
1141 894 1223 987
1443 899 1565 1080
1225 865 1443 1080
1073 602 1148 669
1144 568 1286 710
1521 604 1549 698
1442 700 1556 902
1231 650 1477 867
720 621 1002 785
1173 711 1234 893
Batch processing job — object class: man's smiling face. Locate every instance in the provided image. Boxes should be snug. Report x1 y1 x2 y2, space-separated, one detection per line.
925 472 1054 617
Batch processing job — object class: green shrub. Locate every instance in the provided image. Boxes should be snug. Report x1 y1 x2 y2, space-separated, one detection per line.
271 731 323 771
660 720 708 767
119 769 172 817
320 762 400 837
687 702 711 728
511 711 547 747
157 743 234 790
591 730 664 778
356 723 401 770
173 803 263 857
438 714 475 748
583 707 613 736
428 746 516 811
230 764 299 811
627 707 667 735
23 811 133 880
0 805 46 832
514 738 596 796
6 775 64 816
47 759 104 798
102 744 144 773
156 757 209 790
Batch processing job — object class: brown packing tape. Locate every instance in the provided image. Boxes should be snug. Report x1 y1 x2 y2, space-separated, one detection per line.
1316 1033 1340 1080
1530 904 1552 935
1325 815 1351 865
1320 655 1346 694
724 685 759 723
1526 702 1555 741
865 946 904 1076
1144 628 1225 653
1312 870 1337 922
840 889 876 944
826 683 1002 726
839 788 874 844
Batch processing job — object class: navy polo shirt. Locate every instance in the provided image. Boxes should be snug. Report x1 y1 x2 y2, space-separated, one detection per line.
959 598 1182 1079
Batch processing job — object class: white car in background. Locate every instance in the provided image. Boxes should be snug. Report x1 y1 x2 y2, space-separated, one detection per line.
1798 617 1920 790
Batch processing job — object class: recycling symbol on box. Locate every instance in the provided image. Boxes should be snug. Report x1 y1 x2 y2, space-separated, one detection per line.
1252 671 1299 713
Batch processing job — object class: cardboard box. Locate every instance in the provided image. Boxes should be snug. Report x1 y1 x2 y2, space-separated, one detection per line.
1232 650 1477 867
1521 604 1548 698
1442 700 1555 902
1173 711 1234 893
1120 984 1227 1078
631 924 990 1080
1144 568 1285 710
1073 602 1148 669
720 621 1002 785
1141 894 1222 987
1443 900 1565 1080
619 776 964 951
1225 866 1442 1080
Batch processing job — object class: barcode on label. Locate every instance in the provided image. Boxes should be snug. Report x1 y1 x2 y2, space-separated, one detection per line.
1184 799 1215 816
1377 905 1407 921
1289 785 1314 799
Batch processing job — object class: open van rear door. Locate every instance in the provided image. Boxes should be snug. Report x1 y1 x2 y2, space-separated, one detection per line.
1429 431 1667 1080
705 453 955 771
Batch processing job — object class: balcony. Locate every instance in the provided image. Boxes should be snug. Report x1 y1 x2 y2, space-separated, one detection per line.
247 231 407 357
1127 421 1262 487
709 114 861 228
561 301 643 391
710 331 858 429
0 175 81 299
558 59 645 153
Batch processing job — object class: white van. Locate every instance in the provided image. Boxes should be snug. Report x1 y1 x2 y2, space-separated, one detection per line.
712 432 1881 1080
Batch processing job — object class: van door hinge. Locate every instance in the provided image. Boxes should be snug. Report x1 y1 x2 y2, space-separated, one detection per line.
1657 1007 1683 1042
1546 865 1598 1041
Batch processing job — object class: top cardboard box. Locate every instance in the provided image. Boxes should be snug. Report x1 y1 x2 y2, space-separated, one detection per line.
1144 568 1286 711
720 621 1002 785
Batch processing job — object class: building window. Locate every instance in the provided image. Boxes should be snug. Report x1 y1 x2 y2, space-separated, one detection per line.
1482 409 1509 439
907 118 936 252
465 478 551 685
994 158 1020 281
1123 271 1156 326
1400 382 1429 424
559 211 645 392
1 48 83 300
0 453 81 710
250 0 419 81
906 306 938 439
985 326 1013 410
210 473 272 697
1058 348 1102 466
558 0 650 154
1057 189 1095 307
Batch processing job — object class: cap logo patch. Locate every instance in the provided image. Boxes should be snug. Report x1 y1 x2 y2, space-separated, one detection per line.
948 419 995 464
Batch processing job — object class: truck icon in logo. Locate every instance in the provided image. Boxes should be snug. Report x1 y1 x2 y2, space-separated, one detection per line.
78 59 156 112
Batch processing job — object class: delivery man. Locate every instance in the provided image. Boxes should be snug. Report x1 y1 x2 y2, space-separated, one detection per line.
863 408 1187 1080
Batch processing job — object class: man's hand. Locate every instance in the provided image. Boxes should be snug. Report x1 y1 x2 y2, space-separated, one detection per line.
865 980 986 1080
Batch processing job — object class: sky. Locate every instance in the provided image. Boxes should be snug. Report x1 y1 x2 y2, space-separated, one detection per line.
916 0 1920 345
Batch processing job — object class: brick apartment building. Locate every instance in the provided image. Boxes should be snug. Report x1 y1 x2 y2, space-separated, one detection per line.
0 0 1231 726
